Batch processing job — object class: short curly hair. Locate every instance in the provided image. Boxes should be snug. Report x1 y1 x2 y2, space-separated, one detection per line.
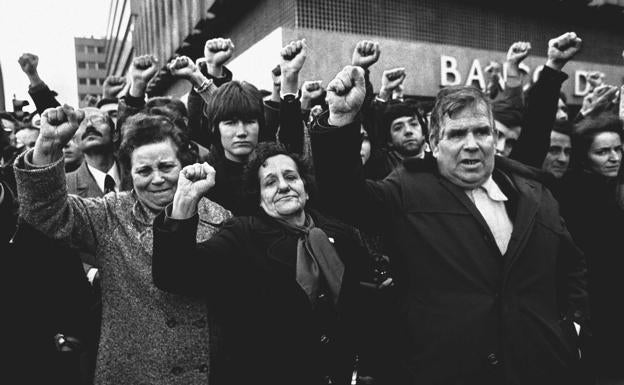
242 142 316 211
118 114 197 188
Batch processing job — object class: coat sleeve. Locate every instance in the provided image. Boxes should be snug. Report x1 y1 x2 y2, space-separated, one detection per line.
152 208 243 297
28 82 61 115
14 150 109 257
277 96 304 154
310 112 403 233
511 66 568 168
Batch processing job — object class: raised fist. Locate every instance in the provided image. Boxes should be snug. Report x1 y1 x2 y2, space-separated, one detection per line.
204 38 235 68
177 162 216 202
506 41 531 66
102 76 126 98
581 84 619 116
351 40 380 69
547 32 582 71
301 80 324 100
280 39 308 76
587 71 605 91
167 56 199 80
34 105 85 165
130 55 159 84
326 66 366 126
381 67 406 93
18 53 39 76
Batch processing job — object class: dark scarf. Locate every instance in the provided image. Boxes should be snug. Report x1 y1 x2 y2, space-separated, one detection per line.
274 214 345 307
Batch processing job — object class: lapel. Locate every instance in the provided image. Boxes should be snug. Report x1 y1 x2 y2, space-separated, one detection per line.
250 214 294 269
502 172 541 277
75 162 103 198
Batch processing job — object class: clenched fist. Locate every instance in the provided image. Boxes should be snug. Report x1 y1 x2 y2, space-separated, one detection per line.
351 40 380 69
380 67 406 100
18 53 39 76
546 32 582 71
506 41 531 66
171 162 216 219
204 38 235 74
280 39 308 76
130 55 159 84
102 76 127 98
326 66 366 127
34 105 85 165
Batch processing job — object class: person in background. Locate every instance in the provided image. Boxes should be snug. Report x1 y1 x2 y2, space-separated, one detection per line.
541 120 573 179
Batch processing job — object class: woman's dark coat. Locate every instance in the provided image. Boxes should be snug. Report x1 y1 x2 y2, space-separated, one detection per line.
152 208 368 385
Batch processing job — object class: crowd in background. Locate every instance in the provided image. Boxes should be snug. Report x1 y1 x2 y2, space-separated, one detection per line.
1 29 624 385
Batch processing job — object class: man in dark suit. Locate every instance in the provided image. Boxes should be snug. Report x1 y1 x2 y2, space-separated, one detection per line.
310 64 588 384
66 107 122 198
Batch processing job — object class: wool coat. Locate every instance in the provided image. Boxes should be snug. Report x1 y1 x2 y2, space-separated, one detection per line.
14 150 232 385
152 208 369 385
310 118 589 385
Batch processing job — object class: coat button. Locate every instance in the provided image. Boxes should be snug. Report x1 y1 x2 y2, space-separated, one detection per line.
198 364 208 373
170 366 183 375
166 318 177 328
487 353 500 366
320 334 330 344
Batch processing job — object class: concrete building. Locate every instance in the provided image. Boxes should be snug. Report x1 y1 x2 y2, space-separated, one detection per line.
75 37 108 107
105 0 624 106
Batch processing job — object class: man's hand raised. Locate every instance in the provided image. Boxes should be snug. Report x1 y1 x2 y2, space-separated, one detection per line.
506 41 531 67
203 38 234 77
34 105 85 166
171 162 216 220
326 66 366 127
379 67 406 101
351 40 380 69
102 76 127 99
18 53 39 76
280 39 308 95
129 55 158 97
546 32 582 71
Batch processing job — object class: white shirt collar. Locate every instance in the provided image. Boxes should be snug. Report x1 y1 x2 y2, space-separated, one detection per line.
478 176 508 202
87 161 120 193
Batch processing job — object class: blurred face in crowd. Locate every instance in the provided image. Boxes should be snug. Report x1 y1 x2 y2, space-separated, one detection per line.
389 115 425 157
494 120 521 157
75 108 117 153
130 139 182 211
2 118 17 147
259 154 309 223
63 134 84 169
542 131 572 179
360 126 371 165
585 132 622 178
432 102 496 189
15 128 39 150
219 119 259 163
556 98 568 123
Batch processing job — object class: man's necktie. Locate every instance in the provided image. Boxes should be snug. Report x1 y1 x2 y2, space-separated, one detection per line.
104 174 116 194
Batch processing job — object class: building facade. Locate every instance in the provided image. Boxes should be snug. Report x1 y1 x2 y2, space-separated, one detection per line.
105 0 624 105
74 37 108 106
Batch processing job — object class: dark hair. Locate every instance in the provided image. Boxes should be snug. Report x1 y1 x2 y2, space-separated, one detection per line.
203 81 266 158
242 142 316 211
118 114 197 187
492 97 524 128
429 86 492 145
552 119 573 137
571 112 624 171
144 97 189 132
382 100 428 143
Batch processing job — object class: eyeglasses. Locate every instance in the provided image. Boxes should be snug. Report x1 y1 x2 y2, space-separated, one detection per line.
81 115 108 127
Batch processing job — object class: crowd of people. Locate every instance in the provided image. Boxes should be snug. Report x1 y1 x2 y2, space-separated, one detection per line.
1 29 623 385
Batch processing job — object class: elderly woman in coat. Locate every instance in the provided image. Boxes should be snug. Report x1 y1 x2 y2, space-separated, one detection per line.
14 105 231 385
152 142 368 385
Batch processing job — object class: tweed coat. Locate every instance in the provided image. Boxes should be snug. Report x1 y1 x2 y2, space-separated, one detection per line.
14 150 232 385
310 118 589 385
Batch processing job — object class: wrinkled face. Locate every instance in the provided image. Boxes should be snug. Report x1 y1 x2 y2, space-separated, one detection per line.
75 108 116 152
15 128 39 150
494 120 521 157
586 132 622 178
130 140 182 211
259 154 309 222
542 131 571 178
431 103 496 189
360 126 371 165
556 98 568 123
389 115 425 157
219 119 259 163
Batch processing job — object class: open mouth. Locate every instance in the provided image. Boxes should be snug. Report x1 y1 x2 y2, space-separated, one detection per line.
461 159 480 166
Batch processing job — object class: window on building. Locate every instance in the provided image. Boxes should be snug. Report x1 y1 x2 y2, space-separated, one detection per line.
79 78 87 85
87 62 96 70
78 62 86 69
97 47 104 54
100 78 107 85
76 44 85 52
99 62 106 70
89 78 98 85
87 46 96 53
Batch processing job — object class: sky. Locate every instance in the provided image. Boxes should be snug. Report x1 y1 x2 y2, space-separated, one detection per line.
0 0 111 112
